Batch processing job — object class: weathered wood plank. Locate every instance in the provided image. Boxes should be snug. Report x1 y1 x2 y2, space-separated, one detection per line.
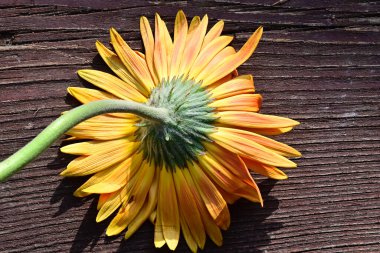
0 1 379 252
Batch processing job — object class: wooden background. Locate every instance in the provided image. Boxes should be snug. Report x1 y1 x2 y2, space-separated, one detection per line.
0 1 379 252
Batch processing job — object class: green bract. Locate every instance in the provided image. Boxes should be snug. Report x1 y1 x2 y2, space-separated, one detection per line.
136 77 216 170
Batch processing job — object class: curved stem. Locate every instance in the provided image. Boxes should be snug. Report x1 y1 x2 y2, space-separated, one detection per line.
0 99 170 182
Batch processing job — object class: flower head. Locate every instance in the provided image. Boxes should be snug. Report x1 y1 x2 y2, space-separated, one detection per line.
60 11 301 252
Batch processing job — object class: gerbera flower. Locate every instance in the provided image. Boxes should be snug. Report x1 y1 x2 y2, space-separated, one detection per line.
56 11 301 252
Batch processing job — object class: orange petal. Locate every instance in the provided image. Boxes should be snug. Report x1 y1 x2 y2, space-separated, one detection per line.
188 35 233 79
204 142 254 182
134 50 145 59
210 94 262 112
173 169 206 249
243 157 288 180
222 127 301 157
77 69 146 102
180 215 198 252
201 20 224 50
206 69 238 89
97 193 112 210
198 153 262 205
201 26 263 86
110 28 154 92
209 75 255 100
188 162 230 230
153 14 169 82
215 185 240 204
181 167 223 246
216 111 300 129
170 10 188 78
96 41 149 96
140 16 159 85
158 167 180 250
196 46 236 84
251 127 294 135
210 128 297 168
161 18 173 77
154 207 165 248
177 15 208 77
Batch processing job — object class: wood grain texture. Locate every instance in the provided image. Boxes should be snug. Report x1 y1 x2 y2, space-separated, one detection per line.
0 1 379 252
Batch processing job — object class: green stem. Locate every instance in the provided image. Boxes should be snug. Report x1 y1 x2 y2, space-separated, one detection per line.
0 99 171 182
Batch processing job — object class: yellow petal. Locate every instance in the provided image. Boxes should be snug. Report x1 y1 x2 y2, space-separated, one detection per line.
177 15 208 77
61 138 130 155
201 20 224 50
154 208 165 248
201 26 263 86
208 75 255 100
216 111 300 129
96 187 126 222
210 94 262 112
82 154 139 195
210 128 297 168
170 10 188 78
188 162 230 230
106 160 155 236
158 167 180 250
110 28 154 92
125 166 159 239
60 141 138 176
77 69 146 102
243 158 288 180
97 193 111 210
67 87 135 119
188 16 200 33
73 152 142 197
67 87 116 103
84 182 122 194
188 35 233 79
66 115 138 140
74 166 116 198
95 41 149 96
173 169 206 248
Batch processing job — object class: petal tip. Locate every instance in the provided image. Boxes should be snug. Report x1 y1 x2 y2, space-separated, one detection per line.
59 170 67 176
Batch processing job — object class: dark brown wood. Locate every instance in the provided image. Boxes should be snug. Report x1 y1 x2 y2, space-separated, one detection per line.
0 1 379 252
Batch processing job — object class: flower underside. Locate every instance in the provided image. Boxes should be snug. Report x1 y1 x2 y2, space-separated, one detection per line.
137 77 215 170
51 10 302 253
